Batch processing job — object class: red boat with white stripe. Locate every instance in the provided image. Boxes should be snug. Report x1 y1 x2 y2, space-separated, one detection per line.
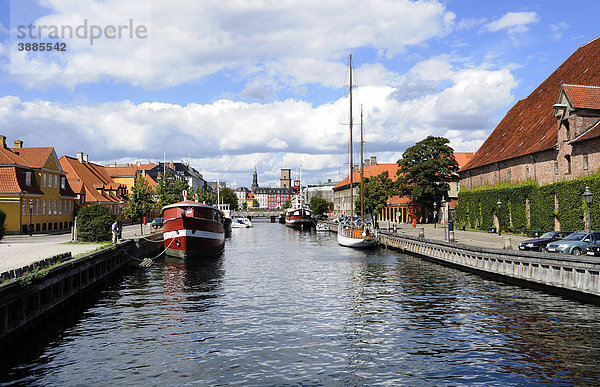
162 200 225 258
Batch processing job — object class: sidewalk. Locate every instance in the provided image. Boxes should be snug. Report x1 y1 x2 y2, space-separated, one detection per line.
382 222 531 251
0 223 159 274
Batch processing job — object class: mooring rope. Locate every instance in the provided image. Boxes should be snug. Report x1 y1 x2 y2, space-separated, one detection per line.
121 237 176 266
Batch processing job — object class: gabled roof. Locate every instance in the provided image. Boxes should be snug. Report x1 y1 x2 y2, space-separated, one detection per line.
562 84 600 109
462 37 600 171
59 155 126 204
10 147 55 169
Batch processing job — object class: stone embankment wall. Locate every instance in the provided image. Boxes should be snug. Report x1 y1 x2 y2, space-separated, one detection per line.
378 231 600 302
0 233 164 348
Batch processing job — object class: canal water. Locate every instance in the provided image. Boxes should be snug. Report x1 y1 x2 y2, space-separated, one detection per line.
2 222 600 385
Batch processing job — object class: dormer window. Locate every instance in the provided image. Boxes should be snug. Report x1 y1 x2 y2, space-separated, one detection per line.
25 171 32 186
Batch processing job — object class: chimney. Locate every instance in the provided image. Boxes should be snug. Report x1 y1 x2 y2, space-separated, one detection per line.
77 152 84 162
13 140 23 148
136 161 141 166
0 135 6 148
84 154 88 163
364 158 370 166
370 156 377 166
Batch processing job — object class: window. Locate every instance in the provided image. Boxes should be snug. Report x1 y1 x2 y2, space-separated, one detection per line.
54 175 58 188
42 200 46 215
36 199 40 215
43 174 47 187
584 155 589 170
54 200 57 215
61 176 66 189
526 166 530 179
22 199 27 216
507 169 512 182
565 155 571 174
494 172 498 184
48 174 52 188
554 161 559 175
59 200 62 214
25 171 32 186
69 200 72 214
456 181 459 191
469 176 472 189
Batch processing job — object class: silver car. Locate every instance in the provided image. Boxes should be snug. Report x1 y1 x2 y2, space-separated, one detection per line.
545 231 597 255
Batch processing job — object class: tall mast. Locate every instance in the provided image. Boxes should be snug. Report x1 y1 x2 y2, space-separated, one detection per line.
360 106 364 225
349 53 354 219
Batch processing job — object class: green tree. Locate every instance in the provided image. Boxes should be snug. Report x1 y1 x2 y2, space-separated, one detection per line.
242 201 248 209
195 187 217 205
77 204 116 242
0 209 6 241
156 169 189 210
252 199 260 208
124 175 155 234
283 199 291 210
395 136 459 214
218 187 239 211
310 193 333 215
355 171 394 227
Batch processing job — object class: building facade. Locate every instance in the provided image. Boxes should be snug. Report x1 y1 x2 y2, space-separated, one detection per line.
460 38 600 189
0 136 76 234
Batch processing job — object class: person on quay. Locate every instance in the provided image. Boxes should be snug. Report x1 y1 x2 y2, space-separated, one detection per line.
112 221 119 245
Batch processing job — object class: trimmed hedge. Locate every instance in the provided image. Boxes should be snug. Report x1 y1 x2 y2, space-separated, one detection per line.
455 174 600 234
77 204 116 242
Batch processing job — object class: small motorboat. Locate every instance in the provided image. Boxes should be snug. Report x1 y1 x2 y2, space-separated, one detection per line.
231 217 253 228
316 222 330 232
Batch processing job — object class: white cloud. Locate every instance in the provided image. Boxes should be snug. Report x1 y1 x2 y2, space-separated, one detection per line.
0 54 517 186
484 11 539 34
5 0 455 89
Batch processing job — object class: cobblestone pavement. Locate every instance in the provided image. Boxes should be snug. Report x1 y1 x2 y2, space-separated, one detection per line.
0 223 160 273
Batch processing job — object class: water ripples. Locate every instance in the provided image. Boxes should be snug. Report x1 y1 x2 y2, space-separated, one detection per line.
2 223 600 385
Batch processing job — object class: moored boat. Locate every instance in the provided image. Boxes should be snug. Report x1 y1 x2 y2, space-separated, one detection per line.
316 222 330 232
337 54 377 248
163 200 225 258
232 217 253 228
285 205 313 229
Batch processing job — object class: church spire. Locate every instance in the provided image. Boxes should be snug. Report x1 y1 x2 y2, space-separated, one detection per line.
251 166 259 192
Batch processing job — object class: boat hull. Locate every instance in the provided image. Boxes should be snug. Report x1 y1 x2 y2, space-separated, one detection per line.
337 224 378 248
163 216 224 258
285 216 313 229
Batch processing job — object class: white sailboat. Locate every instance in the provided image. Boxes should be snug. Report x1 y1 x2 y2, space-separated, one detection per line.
338 54 377 248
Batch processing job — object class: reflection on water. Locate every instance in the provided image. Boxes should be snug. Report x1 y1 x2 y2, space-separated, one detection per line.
1 222 600 385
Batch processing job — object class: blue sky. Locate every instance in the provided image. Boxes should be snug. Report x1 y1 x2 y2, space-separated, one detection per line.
0 0 599 188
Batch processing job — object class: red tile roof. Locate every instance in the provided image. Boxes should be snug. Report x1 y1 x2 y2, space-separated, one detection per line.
454 152 474 169
462 37 600 171
562 84 600 109
0 147 31 167
59 156 126 204
334 164 401 190
10 147 54 168
0 166 44 195
105 165 140 177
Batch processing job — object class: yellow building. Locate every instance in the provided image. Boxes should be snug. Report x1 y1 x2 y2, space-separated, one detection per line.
0 136 76 234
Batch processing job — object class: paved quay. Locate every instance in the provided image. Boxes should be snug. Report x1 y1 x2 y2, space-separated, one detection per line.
0 224 159 274
379 222 531 251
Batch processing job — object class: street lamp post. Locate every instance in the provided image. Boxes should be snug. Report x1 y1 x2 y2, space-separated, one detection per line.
28 199 33 236
583 186 593 231
497 200 502 236
441 196 447 241
433 201 437 228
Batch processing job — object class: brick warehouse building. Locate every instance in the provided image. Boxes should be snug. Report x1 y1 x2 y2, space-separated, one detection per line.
459 37 600 188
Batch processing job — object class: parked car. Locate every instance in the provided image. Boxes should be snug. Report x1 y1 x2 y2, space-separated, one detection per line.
585 232 600 256
518 231 573 252
151 217 164 230
545 231 599 255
